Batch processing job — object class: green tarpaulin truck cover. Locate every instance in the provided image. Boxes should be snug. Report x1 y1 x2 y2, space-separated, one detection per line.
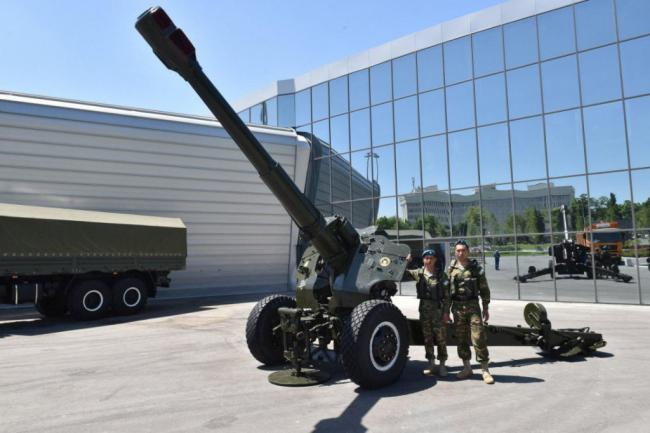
0 203 187 276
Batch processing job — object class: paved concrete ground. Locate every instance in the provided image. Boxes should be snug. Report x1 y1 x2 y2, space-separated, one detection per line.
1 295 649 433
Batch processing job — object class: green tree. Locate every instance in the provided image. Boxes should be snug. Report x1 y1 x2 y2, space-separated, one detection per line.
482 209 499 236
524 207 545 243
414 214 449 237
570 195 589 230
464 206 482 237
636 199 650 229
503 214 526 235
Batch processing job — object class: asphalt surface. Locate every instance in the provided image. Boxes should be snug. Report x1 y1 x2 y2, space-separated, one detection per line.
1 293 649 433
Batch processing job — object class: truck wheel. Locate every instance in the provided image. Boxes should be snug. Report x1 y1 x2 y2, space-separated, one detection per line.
245 294 296 365
35 296 67 318
112 277 148 315
340 300 409 389
67 280 111 320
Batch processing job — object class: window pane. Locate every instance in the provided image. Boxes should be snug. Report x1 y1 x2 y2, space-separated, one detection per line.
349 69 370 111
545 109 585 177
295 89 311 126
444 36 472 85
478 123 510 185
395 140 421 195
616 0 650 40
446 81 475 131
510 116 547 181
312 82 329 121
376 196 397 224
480 184 514 235
265 97 277 126
250 103 263 125
313 119 330 147
313 155 331 212
632 169 650 229
394 96 418 142
473 27 504 77
421 135 449 191
621 36 650 98
541 55 580 112
351 200 375 229
417 45 444 92
451 188 481 237
278 94 295 127
588 172 637 303
374 144 396 197
475 73 507 126
351 150 370 200
330 114 350 154
350 108 371 151
548 176 586 234
332 153 351 202
329 76 348 117
370 62 392 105
579 45 622 105
584 102 628 172
513 181 551 236
626 95 650 168
575 0 617 50
419 89 446 136
516 235 555 301
393 54 417 98
419 185 451 235
238 109 250 123
507 65 542 119
504 17 538 69
448 129 478 189
371 103 393 146
483 236 517 299
538 7 576 60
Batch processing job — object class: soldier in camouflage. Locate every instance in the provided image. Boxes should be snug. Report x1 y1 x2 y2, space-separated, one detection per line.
448 240 495 384
405 249 450 377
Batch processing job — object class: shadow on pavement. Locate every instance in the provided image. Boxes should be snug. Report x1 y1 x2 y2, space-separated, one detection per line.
256 357 546 433
0 292 279 339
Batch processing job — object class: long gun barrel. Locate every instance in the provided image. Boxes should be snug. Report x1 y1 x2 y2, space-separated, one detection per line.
135 7 347 264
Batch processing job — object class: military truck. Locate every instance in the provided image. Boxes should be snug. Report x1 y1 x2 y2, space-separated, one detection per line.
0 203 187 320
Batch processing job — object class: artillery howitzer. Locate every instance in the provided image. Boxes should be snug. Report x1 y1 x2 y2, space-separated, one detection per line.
515 206 632 283
136 7 607 389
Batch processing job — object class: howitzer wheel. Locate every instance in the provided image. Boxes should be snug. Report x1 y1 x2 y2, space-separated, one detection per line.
523 303 548 329
268 368 330 387
340 300 409 389
246 294 297 365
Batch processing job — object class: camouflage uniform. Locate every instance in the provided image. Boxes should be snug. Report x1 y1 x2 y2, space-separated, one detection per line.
405 268 450 361
448 259 490 363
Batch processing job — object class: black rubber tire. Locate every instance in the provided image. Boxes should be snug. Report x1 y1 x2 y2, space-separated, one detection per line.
112 277 148 315
245 294 297 365
35 295 67 318
340 300 409 389
67 280 111 320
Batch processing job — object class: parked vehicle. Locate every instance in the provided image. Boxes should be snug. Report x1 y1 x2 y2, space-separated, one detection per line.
0 203 186 320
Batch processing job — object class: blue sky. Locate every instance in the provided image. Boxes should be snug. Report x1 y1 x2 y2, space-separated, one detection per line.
2 0 504 116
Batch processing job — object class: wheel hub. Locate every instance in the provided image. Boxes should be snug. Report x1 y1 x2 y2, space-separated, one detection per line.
369 321 400 371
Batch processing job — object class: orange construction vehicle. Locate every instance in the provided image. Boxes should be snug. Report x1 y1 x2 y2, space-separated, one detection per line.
576 221 624 258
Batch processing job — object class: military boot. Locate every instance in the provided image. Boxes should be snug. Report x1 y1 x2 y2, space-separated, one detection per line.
437 360 448 377
456 360 472 379
422 359 436 376
481 361 495 384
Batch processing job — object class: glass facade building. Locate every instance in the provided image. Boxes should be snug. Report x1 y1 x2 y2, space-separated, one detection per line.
237 0 650 304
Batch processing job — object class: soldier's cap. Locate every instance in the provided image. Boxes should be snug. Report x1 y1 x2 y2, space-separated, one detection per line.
455 239 469 249
422 249 437 257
